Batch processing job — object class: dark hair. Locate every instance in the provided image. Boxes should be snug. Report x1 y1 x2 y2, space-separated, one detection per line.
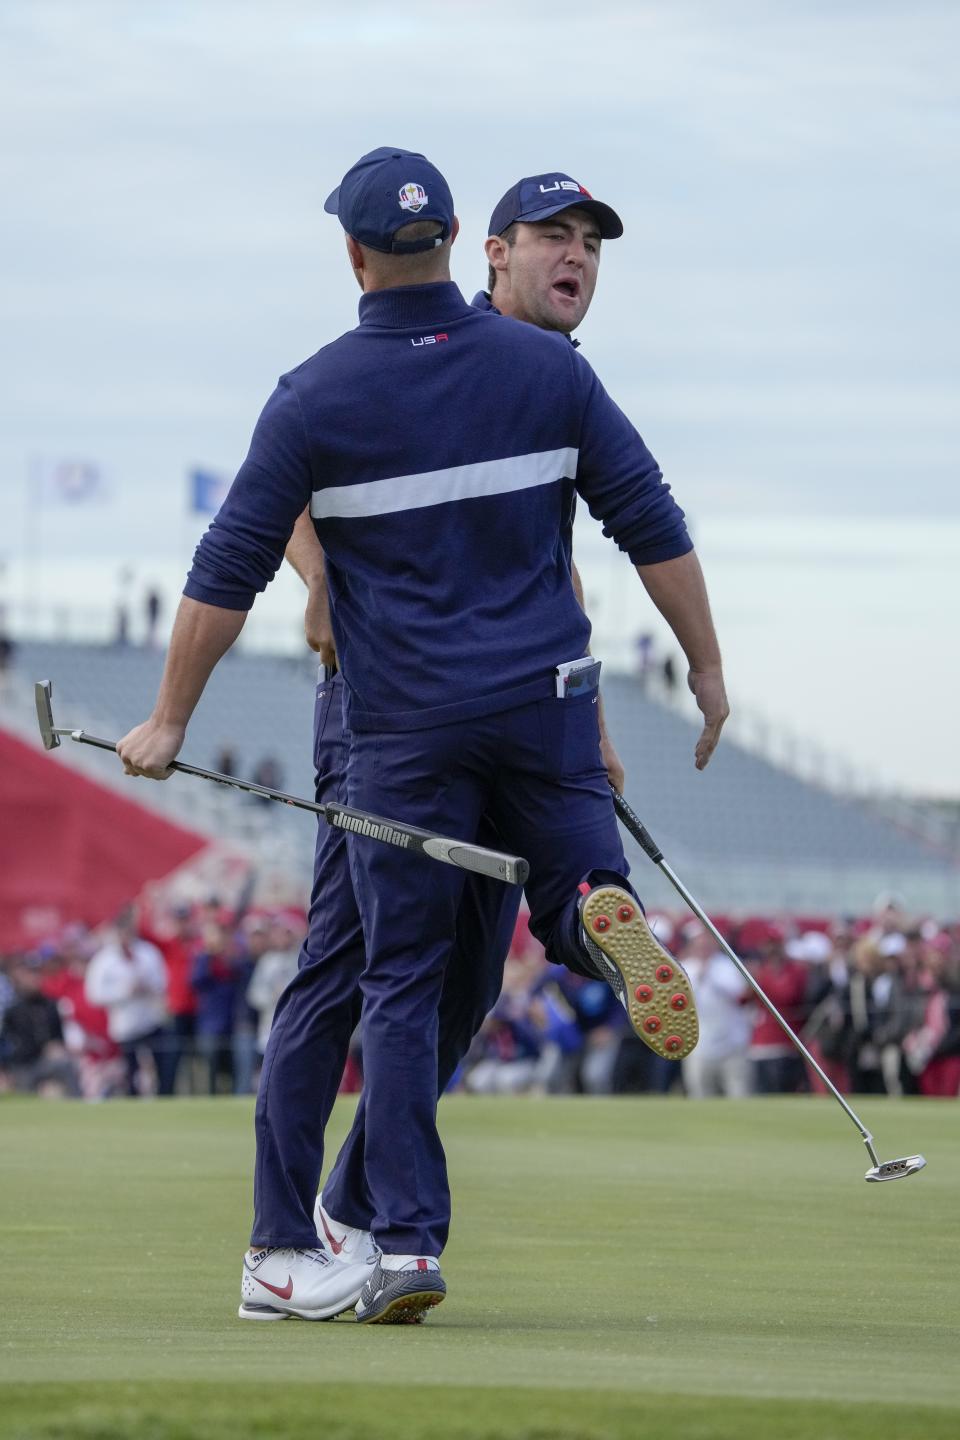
393 219 444 247
487 223 519 295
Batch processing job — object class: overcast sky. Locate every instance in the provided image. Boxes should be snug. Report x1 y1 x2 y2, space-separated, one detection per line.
1 1 957 794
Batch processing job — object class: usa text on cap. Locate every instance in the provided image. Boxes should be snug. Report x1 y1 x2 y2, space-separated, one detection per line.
488 173 622 240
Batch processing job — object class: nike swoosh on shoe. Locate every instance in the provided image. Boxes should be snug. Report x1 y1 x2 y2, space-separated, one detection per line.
253 1273 294 1300
319 1213 346 1256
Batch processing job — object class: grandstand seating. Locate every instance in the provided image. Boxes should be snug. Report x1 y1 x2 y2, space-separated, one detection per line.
599 674 959 913
6 640 959 915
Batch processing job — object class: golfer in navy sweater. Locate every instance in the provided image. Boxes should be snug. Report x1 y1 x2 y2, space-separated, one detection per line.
279 172 630 1299
118 148 728 1325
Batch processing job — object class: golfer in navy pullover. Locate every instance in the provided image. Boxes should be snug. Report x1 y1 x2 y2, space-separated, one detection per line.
119 148 727 1324
253 181 633 1299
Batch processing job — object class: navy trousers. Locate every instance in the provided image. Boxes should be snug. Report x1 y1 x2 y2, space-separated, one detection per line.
344 684 632 1256
251 675 520 1247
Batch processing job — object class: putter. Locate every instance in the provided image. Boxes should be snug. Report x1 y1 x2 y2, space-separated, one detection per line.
612 789 927 1184
34 680 529 886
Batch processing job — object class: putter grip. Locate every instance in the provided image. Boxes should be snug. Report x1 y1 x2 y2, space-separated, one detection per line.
612 791 664 864
424 839 529 886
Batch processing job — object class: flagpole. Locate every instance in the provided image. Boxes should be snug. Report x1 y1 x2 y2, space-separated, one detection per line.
181 469 193 588
23 457 40 637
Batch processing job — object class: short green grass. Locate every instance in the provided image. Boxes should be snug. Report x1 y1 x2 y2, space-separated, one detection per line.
1 1095 957 1439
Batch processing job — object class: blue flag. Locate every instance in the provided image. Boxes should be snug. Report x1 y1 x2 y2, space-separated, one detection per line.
189 467 232 515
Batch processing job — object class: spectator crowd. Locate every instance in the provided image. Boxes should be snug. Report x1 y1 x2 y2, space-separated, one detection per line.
0 892 306 1100
459 896 960 1101
1 892 958 1102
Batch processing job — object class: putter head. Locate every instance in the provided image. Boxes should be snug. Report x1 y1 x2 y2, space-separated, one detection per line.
34 680 60 750
865 1154 927 1183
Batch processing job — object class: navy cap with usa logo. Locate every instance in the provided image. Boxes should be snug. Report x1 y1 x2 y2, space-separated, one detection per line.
324 147 455 255
488 173 623 240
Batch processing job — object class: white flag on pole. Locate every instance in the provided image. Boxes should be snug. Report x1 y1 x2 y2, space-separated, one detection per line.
32 458 110 505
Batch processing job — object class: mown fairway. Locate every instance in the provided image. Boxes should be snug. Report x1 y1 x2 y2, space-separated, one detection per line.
2 1095 958 1439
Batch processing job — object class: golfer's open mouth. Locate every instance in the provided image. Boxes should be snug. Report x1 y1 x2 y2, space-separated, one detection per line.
552 278 580 300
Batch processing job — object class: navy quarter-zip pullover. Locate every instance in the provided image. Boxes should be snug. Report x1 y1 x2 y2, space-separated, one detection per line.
185 281 691 730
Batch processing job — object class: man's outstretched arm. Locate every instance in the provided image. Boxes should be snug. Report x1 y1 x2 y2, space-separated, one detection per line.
635 550 729 770
286 507 336 666
570 355 727 769
116 597 247 778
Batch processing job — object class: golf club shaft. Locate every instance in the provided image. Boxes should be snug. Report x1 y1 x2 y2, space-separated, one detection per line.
43 720 528 886
612 790 879 1164
61 727 343 813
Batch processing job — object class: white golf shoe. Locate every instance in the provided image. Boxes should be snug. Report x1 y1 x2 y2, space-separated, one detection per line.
314 1193 380 1267
238 1244 370 1321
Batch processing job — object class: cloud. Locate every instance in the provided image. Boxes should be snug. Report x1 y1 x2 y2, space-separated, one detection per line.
2 0 958 791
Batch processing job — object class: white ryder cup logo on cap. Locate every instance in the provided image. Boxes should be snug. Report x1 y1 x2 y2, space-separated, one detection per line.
398 181 428 213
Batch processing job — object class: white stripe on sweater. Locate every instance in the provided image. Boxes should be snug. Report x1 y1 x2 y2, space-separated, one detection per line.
310 447 579 520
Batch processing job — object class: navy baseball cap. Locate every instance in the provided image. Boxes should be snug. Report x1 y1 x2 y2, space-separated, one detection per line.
488 173 623 239
324 147 454 255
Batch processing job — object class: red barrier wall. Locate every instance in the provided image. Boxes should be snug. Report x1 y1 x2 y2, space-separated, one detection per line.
0 728 207 951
